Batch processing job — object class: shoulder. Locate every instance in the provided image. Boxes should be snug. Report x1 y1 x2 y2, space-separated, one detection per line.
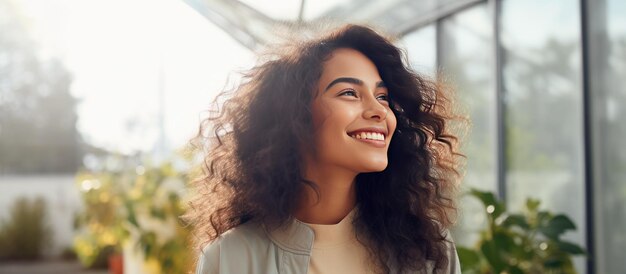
196 222 272 274
441 230 461 274
418 230 462 274
205 221 270 253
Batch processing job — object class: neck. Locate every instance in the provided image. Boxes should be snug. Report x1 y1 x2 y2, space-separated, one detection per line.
295 162 358 225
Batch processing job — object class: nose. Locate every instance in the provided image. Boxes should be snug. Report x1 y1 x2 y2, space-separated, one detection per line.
362 96 388 121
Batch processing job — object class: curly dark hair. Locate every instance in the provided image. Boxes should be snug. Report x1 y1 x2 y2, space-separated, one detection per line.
186 24 463 273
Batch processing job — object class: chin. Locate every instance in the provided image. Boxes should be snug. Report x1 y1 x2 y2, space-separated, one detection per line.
358 160 389 173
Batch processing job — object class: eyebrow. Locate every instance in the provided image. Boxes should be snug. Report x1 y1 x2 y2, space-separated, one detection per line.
324 77 386 92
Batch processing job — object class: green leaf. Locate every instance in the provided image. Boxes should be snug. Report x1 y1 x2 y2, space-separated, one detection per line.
480 240 506 273
493 230 518 255
124 201 139 228
526 198 541 212
150 207 166 220
502 214 530 229
509 265 525 274
557 240 585 255
551 215 576 230
537 212 551 224
470 189 505 218
140 232 157 257
540 214 576 240
544 257 565 268
507 235 529 259
457 246 481 271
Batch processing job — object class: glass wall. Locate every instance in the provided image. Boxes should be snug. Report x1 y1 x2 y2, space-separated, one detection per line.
404 0 596 273
438 3 496 247
588 0 626 273
402 25 437 77
501 0 586 271
396 0 626 271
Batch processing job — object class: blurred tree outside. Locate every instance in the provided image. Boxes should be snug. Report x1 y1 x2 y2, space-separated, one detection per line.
0 0 83 174
597 30 626 272
504 38 582 172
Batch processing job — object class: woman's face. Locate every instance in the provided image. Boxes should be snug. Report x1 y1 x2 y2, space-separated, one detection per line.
307 48 397 174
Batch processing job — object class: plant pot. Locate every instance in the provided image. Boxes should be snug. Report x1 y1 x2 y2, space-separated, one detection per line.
108 253 124 274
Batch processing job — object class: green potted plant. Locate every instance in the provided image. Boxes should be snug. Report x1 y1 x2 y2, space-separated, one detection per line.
120 161 192 274
74 157 193 274
73 172 127 269
457 189 585 274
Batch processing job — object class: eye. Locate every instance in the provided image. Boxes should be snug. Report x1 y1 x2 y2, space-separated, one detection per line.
338 89 358 98
376 94 389 101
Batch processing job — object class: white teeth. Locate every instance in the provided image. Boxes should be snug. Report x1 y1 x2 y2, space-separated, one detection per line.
350 132 385 141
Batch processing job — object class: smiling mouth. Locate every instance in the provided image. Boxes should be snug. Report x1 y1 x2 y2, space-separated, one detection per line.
348 131 385 141
347 132 387 148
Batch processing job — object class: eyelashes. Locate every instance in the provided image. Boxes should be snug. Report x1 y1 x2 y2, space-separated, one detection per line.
376 94 389 101
338 89 389 102
338 89 358 97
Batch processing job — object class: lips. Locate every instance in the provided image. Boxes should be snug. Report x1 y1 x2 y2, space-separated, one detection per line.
346 127 389 146
347 127 388 139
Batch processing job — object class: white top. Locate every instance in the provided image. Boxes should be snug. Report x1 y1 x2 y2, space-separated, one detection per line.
300 209 378 274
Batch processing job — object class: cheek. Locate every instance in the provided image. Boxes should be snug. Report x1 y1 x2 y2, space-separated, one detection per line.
310 99 330 129
314 111 346 144
310 102 336 152
311 106 356 157
311 101 355 136
387 112 398 136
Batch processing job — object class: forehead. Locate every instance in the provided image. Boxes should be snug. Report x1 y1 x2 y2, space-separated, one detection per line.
319 48 382 87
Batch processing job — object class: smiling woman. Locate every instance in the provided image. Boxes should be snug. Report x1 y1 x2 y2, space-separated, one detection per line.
304 48 397 186
186 24 464 274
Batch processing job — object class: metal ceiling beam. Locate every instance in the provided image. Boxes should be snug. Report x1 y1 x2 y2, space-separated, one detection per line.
182 0 280 51
183 0 486 49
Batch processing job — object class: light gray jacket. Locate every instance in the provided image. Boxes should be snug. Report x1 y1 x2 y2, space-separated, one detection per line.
196 216 462 274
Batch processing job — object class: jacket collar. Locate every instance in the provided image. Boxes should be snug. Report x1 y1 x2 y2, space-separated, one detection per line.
265 217 315 255
264 207 359 255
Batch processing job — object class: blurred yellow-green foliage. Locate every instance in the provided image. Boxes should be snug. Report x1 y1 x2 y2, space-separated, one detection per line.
74 157 193 273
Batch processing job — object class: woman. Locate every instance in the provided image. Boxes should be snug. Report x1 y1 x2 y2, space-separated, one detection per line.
188 24 463 274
